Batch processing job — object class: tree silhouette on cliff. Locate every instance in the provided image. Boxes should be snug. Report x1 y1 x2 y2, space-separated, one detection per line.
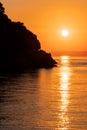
0 2 5 14
0 2 57 72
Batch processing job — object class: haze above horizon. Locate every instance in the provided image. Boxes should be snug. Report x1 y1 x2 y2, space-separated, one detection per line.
1 0 87 55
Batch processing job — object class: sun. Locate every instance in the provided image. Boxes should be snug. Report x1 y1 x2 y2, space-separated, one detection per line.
61 29 69 37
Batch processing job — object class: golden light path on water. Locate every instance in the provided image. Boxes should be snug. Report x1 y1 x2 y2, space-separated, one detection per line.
58 56 71 130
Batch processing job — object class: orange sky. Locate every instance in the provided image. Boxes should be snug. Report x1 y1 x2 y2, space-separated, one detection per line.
1 0 87 54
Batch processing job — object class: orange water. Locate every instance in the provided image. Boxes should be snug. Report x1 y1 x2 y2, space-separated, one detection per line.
0 56 87 130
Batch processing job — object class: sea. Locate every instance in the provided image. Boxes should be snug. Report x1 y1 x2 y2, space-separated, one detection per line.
0 56 87 130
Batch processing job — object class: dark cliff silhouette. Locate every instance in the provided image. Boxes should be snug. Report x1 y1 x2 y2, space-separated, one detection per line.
0 3 57 72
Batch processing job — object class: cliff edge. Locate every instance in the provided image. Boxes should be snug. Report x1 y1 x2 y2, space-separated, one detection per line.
0 2 57 72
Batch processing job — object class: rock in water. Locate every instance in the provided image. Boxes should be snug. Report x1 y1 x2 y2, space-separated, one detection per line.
0 2 57 72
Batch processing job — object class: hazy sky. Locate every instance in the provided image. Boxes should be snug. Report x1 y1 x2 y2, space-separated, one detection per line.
1 0 87 53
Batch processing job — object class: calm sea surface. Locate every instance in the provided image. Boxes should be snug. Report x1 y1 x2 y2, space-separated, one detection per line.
0 56 87 130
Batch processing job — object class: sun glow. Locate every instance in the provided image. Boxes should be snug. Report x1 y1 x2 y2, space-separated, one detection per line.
61 29 69 37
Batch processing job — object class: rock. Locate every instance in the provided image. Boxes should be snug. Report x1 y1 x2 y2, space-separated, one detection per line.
0 2 57 72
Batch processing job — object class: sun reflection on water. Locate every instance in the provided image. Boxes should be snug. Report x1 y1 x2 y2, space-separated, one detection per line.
59 56 71 129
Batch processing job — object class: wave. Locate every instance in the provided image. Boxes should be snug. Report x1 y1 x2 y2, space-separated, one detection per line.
70 57 87 67
70 61 87 67
55 56 87 67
